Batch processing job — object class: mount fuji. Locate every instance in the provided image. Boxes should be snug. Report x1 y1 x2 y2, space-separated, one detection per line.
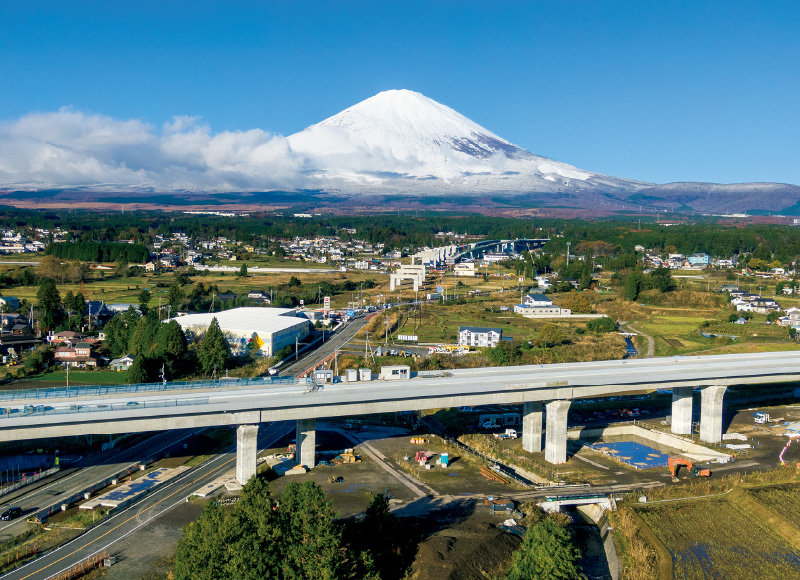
287 89 646 195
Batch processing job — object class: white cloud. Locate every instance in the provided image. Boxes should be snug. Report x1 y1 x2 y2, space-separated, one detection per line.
0 108 308 191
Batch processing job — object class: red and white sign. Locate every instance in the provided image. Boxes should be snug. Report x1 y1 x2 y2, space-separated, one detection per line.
323 296 330 313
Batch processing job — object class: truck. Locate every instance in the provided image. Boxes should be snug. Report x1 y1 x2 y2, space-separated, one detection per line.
494 429 518 440
754 412 769 424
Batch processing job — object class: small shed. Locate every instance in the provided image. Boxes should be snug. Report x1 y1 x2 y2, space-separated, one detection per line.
380 365 410 381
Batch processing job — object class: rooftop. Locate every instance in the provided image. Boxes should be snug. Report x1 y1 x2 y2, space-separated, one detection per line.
172 307 309 336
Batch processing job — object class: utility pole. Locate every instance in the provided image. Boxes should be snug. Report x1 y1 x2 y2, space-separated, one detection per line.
295 337 299 361
566 242 571 267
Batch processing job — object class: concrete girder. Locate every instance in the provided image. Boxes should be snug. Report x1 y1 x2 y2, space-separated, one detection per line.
296 418 316 468
671 386 694 435
236 424 259 486
522 401 543 453
545 400 571 465
700 386 727 443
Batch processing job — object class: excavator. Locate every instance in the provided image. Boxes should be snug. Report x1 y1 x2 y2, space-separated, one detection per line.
668 457 711 482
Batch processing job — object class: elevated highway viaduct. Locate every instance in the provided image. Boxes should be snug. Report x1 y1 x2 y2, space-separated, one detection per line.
1 351 799 484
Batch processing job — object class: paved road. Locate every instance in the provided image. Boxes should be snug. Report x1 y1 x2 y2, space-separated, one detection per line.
0 430 199 543
280 314 371 376
0 421 294 580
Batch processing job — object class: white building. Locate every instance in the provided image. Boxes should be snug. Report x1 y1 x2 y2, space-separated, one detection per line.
513 293 573 318
172 307 311 357
458 326 504 348
454 262 476 277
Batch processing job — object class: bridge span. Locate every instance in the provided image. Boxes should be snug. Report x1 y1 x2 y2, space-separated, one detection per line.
1 351 799 483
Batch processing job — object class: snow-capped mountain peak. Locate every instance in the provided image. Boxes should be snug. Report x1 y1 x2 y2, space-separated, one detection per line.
287 89 634 193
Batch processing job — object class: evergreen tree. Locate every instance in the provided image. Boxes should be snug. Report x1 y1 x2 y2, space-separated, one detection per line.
197 317 230 375
167 282 184 312
623 273 639 301
238 263 248 277
138 288 151 314
36 278 63 330
127 357 150 384
277 481 348 579
505 519 582 580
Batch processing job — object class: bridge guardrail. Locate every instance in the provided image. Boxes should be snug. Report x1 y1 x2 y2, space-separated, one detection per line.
0 375 299 403
1 397 209 421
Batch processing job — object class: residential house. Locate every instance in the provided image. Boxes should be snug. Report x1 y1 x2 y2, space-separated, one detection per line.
109 355 135 371
513 293 572 318
454 263 476 277
779 308 800 328
458 326 504 348
86 301 116 327
0 296 20 311
54 342 100 367
47 330 92 345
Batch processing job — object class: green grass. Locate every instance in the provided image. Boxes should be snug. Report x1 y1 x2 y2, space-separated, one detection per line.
11 370 130 386
749 485 800 528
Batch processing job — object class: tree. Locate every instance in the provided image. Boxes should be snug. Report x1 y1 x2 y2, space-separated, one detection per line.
538 324 564 348
728 313 740 323
505 519 582 580
238 263 248 277
138 288 151 314
623 273 639 301
767 310 781 323
288 275 301 287
36 278 63 330
197 317 230 375
167 282 184 312
586 317 616 333
127 357 150 384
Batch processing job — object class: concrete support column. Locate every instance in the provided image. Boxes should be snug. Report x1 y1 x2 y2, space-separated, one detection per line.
296 418 316 468
522 401 543 453
671 387 694 435
235 424 259 485
544 400 571 465
700 386 727 443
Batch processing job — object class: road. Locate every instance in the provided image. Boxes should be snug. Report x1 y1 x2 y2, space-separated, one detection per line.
280 314 372 376
0 421 294 580
0 430 200 543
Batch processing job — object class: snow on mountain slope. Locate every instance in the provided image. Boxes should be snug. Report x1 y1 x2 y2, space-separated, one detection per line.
288 89 643 193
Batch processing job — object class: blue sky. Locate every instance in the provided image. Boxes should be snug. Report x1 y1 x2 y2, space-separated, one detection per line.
0 1 798 186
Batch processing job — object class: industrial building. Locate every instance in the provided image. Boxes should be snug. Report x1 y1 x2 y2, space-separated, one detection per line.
172 307 311 357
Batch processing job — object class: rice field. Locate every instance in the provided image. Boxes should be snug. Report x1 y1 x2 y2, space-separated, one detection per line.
637 498 800 579
748 484 800 528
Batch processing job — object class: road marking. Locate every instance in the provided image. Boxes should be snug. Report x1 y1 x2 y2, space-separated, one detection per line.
11 421 293 580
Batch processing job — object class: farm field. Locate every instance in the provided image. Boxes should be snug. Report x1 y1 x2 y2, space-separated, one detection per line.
637 498 800 579
748 484 800 528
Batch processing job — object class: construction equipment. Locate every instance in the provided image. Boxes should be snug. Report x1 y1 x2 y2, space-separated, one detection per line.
668 457 711 482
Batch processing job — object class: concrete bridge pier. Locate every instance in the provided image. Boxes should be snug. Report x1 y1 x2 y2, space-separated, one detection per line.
544 400 571 465
236 424 259 485
296 418 316 468
671 386 694 435
522 401 543 453
700 386 727 443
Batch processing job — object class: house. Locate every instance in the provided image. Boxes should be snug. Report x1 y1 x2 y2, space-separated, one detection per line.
736 298 781 314
144 262 157 272
247 292 271 304
458 326 504 348
521 294 553 307
86 301 115 326
719 284 738 293
454 263 476 277
783 287 795 295
0 296 20 311
109 355 135 371
779 307 800 327
47 330 91 345
54 342 100 367
772 267 786 276
687 253 710 266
